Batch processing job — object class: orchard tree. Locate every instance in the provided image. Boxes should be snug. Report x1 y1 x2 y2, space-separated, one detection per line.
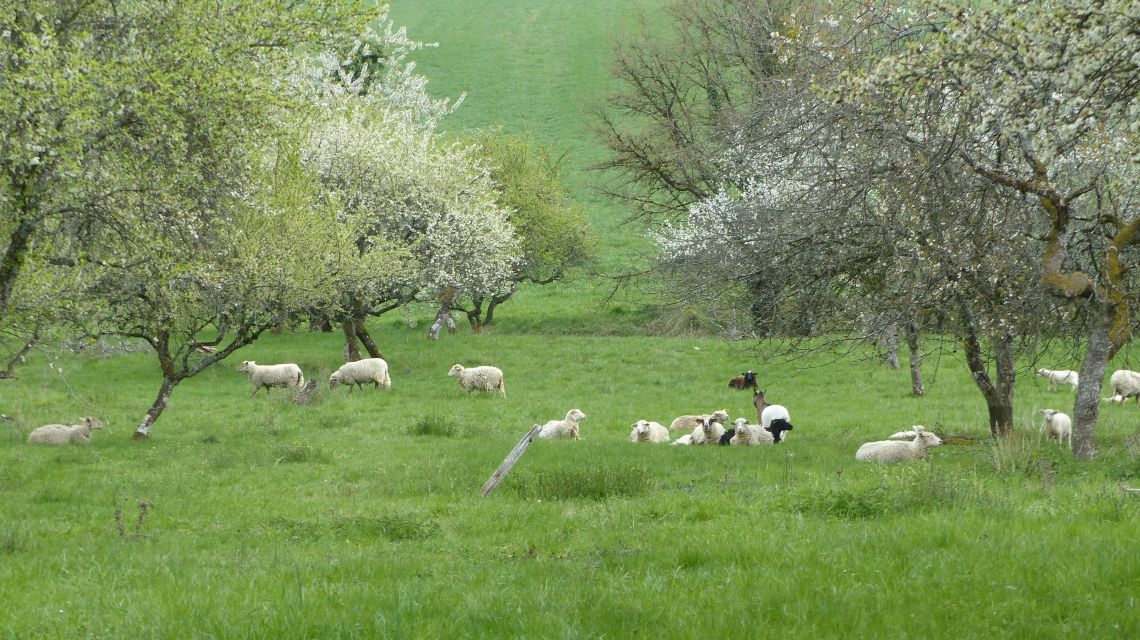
449 131 597 333
304 20 519 356
841 0 1139 457
0 1 384 324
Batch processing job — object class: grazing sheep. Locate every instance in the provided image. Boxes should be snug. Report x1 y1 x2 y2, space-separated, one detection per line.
855 425 943 462
729 418 774 446
330 358 391 392
753 390 792 441
728 370 759 391
1107 369 1140 404
237 361 304 396
669 409 729 432
538 409 588 440
1035 368 1079 390
447 364 506 398
28 417 104 445
629 419 670 443
689 415 726 445
1040 409 1073 450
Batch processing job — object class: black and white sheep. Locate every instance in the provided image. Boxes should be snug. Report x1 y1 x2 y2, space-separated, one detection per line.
447 364 506 398
330 358 391 392
855 425 942 462
629 419 670 443
537 408 588 439
27 417 104 445
1040 409 1073 450
237 361 304 396
728 370 759 391
753 390 793 442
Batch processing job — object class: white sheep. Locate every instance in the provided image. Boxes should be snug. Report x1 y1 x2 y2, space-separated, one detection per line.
447 364 506 398
887 426 941 442
689 415 726 445
1106 369 1140 404
537 408 588 440
237 360 304 396
1035 368 1079 390
670 433 694 446
669 409 729 432
1039 409 1073 450
629 419 670 443
855 425 943 462
27 417 104 445
329 358 391 392
729 418 774 446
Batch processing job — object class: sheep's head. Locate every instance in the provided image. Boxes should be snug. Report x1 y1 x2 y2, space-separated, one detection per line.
329 373 342 389
566 409 588 422
733 418 749 429
237 360 256 372
83 417 104 430
913 426 942 448
1040 409 1059 422
447 364 464 377
753 390 767 409
699 416 720 437
744 371 757 384
711 409 729 424
633 420 650 435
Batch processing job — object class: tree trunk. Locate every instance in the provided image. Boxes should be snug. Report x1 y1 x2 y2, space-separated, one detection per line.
342 319 361 361
353 317 383 359
884 323 900 370
958 300 1014 437
429 288 458 341
0 218 36 318
485 291 513 327
465 296 485 334
133 375 179 440
1072 306 1112 459
0 327 38 379
905 323 924 397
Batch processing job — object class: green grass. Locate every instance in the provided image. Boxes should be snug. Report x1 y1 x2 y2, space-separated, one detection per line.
2 325 1139 638
4 2 1139 637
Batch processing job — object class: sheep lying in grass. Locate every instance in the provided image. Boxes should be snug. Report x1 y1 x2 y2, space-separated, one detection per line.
1036 368 1079 390
728 370 759 391
729 418 774 446
887 426 943 442
669 409 729 432
1106 369 1140 404
330 358 391 392
237 361 304 396
28 417 104 445
538 409 588 440
447 364 506 398
671 433 694 446
689 415 726 445
855 425 942 462
629 419 670 443
1040 409 1073 450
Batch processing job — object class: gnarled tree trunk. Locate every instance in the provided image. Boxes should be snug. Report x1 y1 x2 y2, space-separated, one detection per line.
905 323 924 397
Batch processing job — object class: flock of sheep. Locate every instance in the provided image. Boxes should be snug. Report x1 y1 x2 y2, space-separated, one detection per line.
26 360 1111 459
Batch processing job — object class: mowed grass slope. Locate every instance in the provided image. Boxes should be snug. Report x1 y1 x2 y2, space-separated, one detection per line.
388 0 665 334
2 324 1140 637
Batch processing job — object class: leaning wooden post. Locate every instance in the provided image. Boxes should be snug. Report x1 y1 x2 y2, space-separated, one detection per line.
481 425 542 497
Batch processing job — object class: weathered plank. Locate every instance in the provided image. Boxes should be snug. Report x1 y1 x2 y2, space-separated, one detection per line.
481 424 542 497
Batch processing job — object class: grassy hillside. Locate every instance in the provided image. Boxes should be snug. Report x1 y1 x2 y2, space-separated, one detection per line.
388 0 665 335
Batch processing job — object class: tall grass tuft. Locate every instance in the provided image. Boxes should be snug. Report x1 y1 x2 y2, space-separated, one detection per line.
406 414 465 438
512 466 654 500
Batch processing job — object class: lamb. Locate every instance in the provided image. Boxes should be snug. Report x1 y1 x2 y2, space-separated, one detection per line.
1106 369 1140 404
728 370 759 391
329 357 391 392
1036 368 1079 390
689 415 726 445
237 361 304 396
753 390 793 442
1040 409 1073 450
855 425 943 462
27 417 104 445
629 419 670 443
887 426 941 442
729 417 774 446
537 409 588 440
671 433 694 446
447 364 506 398
669 409 729 432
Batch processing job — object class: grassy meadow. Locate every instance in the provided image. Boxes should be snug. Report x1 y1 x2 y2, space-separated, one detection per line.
3 1 1140 638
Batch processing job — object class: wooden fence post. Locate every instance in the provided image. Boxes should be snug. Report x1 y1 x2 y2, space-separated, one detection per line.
481 425 542 497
